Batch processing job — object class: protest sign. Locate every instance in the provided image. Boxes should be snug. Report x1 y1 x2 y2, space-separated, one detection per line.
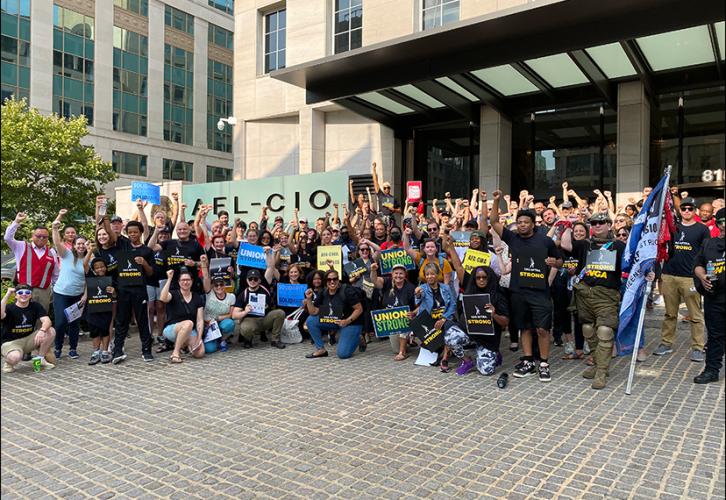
514 247 547 289
117 252 144 286
410 310 444 352
451 231 471 262
462 294 495 336
343 258 367 281
586 248 617 272
209 257 233 291
319 299 343 325
64 302 84 323
562 257 579 272
248 292 267 316
406 181 422 202
462 248 491 274
414 348 438 366
130 182 161 205
317 246 342 276
379 248 415 275
236 243 267 269
204 320 222 342
277 283 307 308
86 276 113 313
371 306 410 338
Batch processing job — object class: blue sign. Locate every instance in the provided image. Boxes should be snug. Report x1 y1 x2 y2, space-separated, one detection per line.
277 283 308 308
236 243 267 269
131 182 161 205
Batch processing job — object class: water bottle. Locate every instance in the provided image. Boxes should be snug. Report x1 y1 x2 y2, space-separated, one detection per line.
99 198 107 217
497 372 509 389
706 262 715 281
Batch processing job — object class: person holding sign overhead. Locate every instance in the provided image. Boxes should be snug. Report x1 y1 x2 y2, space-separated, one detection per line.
370 262 418 360
561 212 626 390
415 263 457 372
490 190 562 382
303 270 364 359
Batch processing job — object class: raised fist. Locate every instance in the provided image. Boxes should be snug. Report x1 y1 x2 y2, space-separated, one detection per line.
370 262 379 272
171 192 179 201
603 191 612 198
562 181 568 189
58 209 68 218
445 192 451 199
549 196 556 204
200 254 208 265
166 269 175 279
492 190 502 200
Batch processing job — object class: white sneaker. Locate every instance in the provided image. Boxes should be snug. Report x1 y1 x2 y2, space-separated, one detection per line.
2 362 15 373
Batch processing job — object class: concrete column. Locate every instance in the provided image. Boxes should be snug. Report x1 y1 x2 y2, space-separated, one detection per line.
233 119 245 180
479 105 512 194
29 0 53 114
616 81 650 207
147 0 164 141
298 106 325 174
93 0 114 131
192 17 208 149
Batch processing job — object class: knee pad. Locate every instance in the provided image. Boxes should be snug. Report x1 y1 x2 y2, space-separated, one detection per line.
582 323 595 340
596 326 614 347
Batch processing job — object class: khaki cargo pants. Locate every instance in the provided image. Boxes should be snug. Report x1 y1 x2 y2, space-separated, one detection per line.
660 274 704 350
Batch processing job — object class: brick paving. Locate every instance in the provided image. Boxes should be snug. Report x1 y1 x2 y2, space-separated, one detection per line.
2 306 724 499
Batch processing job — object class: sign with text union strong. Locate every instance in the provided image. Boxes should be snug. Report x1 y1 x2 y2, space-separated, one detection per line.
182 171 350 222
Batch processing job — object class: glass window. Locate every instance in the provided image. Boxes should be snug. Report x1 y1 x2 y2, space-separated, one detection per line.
53 5 93 124
114 0 148 17
637 25 715 72
523 53 589 88
207 57 232 152
1 0 30 101
164 43 193 145
471 65 539 96
208 23 233 50
208 0 234 15
113 26 148 136
421 0 459 31
164 5 193 35
163 159 193 181
263 8 285 73
207 165 232 182
333 0 362 54
112 150 147 176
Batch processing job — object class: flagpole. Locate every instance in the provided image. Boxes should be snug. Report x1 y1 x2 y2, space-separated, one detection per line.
625 165 672 395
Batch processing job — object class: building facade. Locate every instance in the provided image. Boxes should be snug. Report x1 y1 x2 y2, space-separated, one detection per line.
234 0 725 206
1 0 235 198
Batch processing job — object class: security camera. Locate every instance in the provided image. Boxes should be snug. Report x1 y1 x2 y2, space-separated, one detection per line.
217 119 225 131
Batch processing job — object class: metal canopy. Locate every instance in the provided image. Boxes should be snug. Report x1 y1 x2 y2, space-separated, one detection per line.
271 0 725 131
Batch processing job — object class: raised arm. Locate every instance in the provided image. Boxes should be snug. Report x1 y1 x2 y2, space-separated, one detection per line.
403 227 418 261
148 225 162 253
490 190 504 237
194 206 210 249
135 199 149 236
51 210 68 258
561 227 573 252
371 162 381 194
200 254 211 293
369 262 385 289
478 191 489 235
170 192 180 228
4 212 27 255
264 247 279 283
604 191 616 221
1 287 14 320
159 269 174 303
349 179 356 208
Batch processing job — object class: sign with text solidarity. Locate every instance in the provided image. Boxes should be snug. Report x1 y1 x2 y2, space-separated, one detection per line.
277 283 307 308
371 306 411 338
182 171 349 223
379 248 415 274
130 182 161 205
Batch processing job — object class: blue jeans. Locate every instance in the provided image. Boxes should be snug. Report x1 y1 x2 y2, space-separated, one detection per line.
53 291 83 352
306 315 363 359
218 318 235 337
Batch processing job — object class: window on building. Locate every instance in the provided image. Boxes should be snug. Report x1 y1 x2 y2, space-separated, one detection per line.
208 0 233 15
163 159 193 181
114 0 148 17
164 5 194 35
207 59 233 152
263 8 285 73
113 27 148 136
421 0 459 30
208 23 233 50
164 43 193 145
112 151 147 176
333 0 362 54
53 4 94 124
207 165 232 182
1 0 31 103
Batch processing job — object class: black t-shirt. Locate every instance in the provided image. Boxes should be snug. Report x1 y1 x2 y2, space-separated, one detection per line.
95 243 122 277
313 285 362 325
501 228 560 292
1 302 47 342
571 239 626 290
115 240 154 289
164 291 204 327
381 278 417 310
663 222 711 277
234 285 274 315
161 238 204 284
377 190 399 216
694 236 725 302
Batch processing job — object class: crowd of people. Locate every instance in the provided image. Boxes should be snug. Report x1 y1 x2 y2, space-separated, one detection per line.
2 163 724 388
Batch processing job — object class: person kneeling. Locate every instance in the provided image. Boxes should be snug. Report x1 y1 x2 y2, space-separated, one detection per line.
232 269 286 349
159 269 205 364
2 285 56 372
303 270 363 359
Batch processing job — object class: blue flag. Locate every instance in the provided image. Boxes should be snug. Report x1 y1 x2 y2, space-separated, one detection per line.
616 172 670 356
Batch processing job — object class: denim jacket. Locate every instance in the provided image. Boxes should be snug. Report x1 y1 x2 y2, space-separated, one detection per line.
416 283 457 320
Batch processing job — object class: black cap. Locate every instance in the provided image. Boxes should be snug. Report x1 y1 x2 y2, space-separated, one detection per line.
110 215 123 223
589 212 612 223
246 269 262 280
716 208 725 224
680 197 697 208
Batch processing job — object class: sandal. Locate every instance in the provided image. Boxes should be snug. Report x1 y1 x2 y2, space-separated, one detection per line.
509 342 519 352
169 354 183 364
155 343 172 353
585 356 594 366
562 352 585 360
394 353 409 361
440 360 451 373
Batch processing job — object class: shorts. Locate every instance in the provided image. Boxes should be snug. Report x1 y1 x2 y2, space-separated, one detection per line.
89 325 110 339
510 289 552 332
163 323 198 343
1 334 37 357
147 285 161 302
573 282 620 330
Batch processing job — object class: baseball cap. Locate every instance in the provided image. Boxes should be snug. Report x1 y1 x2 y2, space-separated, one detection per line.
471 230 487 240
212 275 226 284
391 263 408 272
110 215 123 223
246 269 262 280
561 201 573 209
680 197 697 208
274 215 284 222
589 212 612 223
15 283 32 292
299 217 308 224
715 208 725 224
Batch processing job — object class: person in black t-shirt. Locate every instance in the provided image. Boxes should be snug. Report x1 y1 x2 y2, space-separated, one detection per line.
1 285 56 373
303 269 363 359
149 222 204 292
490 190 562 383
562 212 626 390
370 262 418 360
656 197 710 360
160 268 205 364
693 208 725 384
232 268 286 349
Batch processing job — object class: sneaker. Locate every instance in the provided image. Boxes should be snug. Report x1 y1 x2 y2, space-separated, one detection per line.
583 343 591 355
112 353 127 365
538 362 552 382
440 359 451 373
68 349 80 359
513 358 526 371
108 341 114 353
653 344 673 356
271 340 286 349
2 362 15 373
564 341 575 355
456 359 475 376
553 335 564 347
142 352 154 362
88 351 101 365
694 370 719 384
40 358 55 369
513 360 536 378
54 349 62 360
654 295 664 306
100 351 112 364
242 339 253 349
690 349 705 362
219 340 228 352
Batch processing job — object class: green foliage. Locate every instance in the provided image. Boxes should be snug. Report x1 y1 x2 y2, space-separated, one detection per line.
1 97 117 242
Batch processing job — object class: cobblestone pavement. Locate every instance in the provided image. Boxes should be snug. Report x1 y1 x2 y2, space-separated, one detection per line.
2 306 724 499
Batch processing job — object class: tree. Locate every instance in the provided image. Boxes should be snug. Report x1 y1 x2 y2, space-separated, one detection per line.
1 97 117 241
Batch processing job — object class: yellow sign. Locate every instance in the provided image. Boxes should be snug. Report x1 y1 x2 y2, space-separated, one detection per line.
317 245 342 276
462 249 491 274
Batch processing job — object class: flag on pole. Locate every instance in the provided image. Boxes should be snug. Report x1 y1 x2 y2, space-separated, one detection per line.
616 171 671 355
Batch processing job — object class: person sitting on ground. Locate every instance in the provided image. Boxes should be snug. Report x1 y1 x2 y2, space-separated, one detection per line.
415 263 458 372
1 285 56 373
159 268 205 364
200 255 236 352
232 268 286 349
369 262 418 361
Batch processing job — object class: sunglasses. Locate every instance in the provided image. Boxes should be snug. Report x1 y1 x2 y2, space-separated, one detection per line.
247 277 260 282
213 283 226 287
15 289 32 296
360 248 370 252
681 207 694 212
617 232 628 237
327 277 339 282
427 227 438 231
591 221 608 226
33 235 49 239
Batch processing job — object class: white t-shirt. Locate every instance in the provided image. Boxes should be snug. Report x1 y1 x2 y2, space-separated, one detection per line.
204 291 236 322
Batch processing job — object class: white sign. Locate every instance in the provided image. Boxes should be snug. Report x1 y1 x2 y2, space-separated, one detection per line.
248 293 267 317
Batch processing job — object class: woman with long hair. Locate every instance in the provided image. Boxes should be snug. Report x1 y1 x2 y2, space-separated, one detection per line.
159 268 205 364
415 262 457 372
